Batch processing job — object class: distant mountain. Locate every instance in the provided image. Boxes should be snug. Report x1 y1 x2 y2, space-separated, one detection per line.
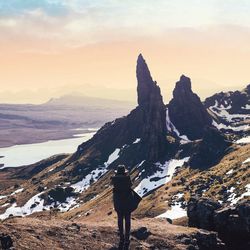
45 94 134 109
0 96 133 147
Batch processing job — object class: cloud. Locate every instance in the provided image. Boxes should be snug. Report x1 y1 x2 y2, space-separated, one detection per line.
1 0 250 51
0 0 68 16
0 18 17 27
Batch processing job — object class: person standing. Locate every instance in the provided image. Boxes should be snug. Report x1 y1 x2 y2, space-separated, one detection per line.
111 165 133 250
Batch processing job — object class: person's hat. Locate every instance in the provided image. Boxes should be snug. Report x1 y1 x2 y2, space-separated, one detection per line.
115 165 128 175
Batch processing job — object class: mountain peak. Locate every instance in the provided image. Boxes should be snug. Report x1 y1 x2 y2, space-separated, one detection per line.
137 53 144 61
136 54 159 106
173 75 192 97
168 76 212 140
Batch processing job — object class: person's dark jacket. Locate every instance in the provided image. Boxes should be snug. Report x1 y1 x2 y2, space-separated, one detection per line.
111 174 133 213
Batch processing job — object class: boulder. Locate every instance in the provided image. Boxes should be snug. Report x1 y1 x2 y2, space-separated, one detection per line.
0 233 13 250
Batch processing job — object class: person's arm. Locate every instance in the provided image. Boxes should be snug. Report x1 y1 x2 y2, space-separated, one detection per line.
128 176 132 188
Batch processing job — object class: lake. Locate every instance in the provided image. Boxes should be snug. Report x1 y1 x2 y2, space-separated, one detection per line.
0 129 96 168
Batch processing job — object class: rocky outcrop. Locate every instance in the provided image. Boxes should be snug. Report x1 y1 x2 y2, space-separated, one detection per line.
204 84 250 136
214 201 250 250
187 197 222 230
187 197 250 250
189 127 232 169
168 75 212 140
70 54 168 176
204 84 250 115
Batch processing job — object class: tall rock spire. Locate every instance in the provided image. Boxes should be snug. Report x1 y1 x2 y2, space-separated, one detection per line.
72 54 168 169
136 54 162 106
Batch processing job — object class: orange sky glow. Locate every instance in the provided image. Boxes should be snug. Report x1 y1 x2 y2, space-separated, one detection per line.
0 1 250 104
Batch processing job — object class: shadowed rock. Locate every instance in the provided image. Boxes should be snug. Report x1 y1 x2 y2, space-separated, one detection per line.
136 54 162 107
188 197 250 250
189 126 232 169
168 75 212 140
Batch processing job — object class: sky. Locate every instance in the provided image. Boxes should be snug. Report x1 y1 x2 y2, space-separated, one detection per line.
0 0 250 104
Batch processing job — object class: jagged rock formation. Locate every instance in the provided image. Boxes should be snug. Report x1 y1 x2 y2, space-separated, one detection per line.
205 84 250 115
168 75 212 140
187 197 222 230
70 54 168 174
187 197 250 250
205 84 250 136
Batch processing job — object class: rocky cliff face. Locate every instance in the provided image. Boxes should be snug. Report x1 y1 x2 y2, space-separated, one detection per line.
168 75 212 140
188 197 250 250
70 54 168 174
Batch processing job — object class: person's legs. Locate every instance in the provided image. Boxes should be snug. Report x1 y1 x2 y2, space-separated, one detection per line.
124 212 131 247
117 211 124 248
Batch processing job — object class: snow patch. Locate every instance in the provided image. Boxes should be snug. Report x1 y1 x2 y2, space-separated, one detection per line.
243 158 250 164
0 192 46 220
104 148 120 167
236 136 250 144
210 101 249 123
156 203 187 220
71 167 108 193
134 157 189 196
174 192 184 199
242 104 250 110
72 148 121 193
212 120 249 132
0 191 80 220
226 169 234 175
209 101 250 132
11 188 24 195
133 138 141 144
1 203 10 208
166 109 191 143
227 184 250 205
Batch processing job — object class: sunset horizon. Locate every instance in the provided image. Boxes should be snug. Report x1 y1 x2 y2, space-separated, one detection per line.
1 0 250 104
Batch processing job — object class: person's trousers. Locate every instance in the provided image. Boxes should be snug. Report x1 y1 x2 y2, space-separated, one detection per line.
117 211 131 241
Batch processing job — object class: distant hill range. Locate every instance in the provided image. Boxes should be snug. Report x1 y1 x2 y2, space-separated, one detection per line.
45 94 134 108
0 96 133 147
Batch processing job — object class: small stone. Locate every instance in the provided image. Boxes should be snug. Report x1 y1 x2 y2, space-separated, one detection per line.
131 227 151 240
